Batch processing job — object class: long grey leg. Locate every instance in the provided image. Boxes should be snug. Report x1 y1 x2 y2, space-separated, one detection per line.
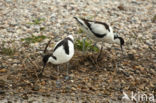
97 42 103 61
66 63 69 76
91 42 97 56
56 65 61 88
82 37 86 54
65 63 70 80
93 42 97 48
57 65 60 78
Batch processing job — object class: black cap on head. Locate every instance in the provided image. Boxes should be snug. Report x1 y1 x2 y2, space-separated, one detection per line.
119 37 124 45
118 37 124 52
39 54 51 76
42 54 51 65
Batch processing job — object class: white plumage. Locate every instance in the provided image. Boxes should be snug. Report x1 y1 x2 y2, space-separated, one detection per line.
74 17 118 42
74 17 124 54
39 35 74 76
89 22 108 35
48 35 74 64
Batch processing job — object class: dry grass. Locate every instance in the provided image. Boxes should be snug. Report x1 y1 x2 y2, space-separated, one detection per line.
0 47 155 100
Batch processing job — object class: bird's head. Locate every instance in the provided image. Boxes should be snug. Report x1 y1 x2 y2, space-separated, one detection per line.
118 37 124 51
114 35 125 52
42 54 51 68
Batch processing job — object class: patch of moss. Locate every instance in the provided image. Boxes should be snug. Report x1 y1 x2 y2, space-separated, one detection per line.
75 39 99 52
28 18 46 25
86 15 94 20
21 35 47 44
1 47 16 55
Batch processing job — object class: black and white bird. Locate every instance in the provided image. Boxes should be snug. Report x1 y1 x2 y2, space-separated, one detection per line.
39 35 74 78
74 17 124 59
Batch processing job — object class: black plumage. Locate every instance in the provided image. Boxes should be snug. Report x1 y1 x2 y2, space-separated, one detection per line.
53 37 73 55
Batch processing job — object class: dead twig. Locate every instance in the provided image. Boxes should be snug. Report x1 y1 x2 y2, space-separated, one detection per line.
26 56 40 81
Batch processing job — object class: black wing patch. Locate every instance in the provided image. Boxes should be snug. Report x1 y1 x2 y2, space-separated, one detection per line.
82 18 109 38
63 40 69 55
53 37 73 55
94 21 110 32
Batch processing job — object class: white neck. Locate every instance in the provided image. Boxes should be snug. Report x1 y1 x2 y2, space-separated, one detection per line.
48 56 56 64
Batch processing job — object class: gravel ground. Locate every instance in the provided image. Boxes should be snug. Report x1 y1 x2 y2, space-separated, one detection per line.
0 0 156 103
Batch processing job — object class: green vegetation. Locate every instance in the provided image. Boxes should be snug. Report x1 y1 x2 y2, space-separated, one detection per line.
0 41 16 55
1 47 16 55
21 35 47 44
86 15 94 20
28 18 46 25
75 39 99 52
75 19 98 52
